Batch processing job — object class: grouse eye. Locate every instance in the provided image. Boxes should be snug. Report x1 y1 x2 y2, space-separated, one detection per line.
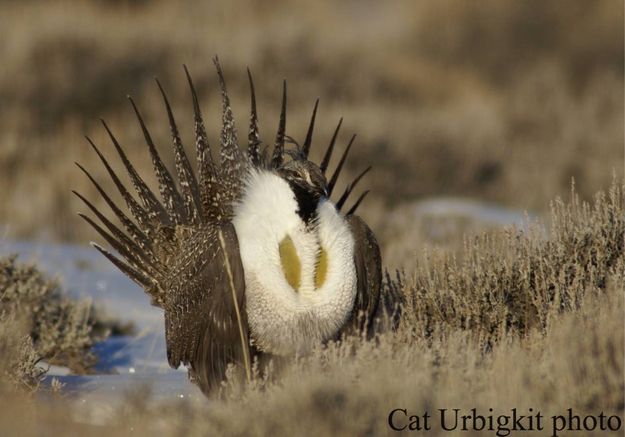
286 169 300 179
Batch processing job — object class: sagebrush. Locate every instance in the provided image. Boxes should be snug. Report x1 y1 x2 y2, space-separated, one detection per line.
0 255 101 390
0 180 621 436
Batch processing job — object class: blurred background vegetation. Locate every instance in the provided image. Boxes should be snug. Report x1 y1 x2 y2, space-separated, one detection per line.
0 3 622 430
0 0 622 260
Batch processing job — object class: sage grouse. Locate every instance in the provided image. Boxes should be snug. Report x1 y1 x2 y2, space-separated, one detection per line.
75 58 388 395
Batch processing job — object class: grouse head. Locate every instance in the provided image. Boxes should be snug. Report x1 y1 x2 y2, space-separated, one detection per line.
278 158 328 224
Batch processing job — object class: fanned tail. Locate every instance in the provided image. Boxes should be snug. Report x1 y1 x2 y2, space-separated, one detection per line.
246 69 262 167
214 57 247 212
76 63 249 305
184 65 225 224
271 80 287 169
155 78 202 225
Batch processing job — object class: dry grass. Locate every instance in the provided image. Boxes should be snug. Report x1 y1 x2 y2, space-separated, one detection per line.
0 0 622 243
0 179 622 435
0 253 118 382
406 180 624 345
0 1 622 434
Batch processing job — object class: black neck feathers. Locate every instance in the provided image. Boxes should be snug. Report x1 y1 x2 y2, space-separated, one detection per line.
289 182 320 225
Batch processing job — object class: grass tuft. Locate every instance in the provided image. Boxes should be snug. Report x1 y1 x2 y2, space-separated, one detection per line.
2 179 621 436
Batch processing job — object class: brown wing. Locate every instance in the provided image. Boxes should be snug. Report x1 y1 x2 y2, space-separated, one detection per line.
339 214 382 337
76 61 257 395
164 223 250 395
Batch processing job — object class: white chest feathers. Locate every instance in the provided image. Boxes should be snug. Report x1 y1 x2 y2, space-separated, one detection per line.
232 169 357 355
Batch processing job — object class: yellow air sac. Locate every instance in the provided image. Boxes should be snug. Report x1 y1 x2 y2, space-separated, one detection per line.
315 247 328 289
279 236 301 291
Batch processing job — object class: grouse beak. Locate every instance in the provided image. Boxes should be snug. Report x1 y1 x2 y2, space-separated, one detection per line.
313 185 328 200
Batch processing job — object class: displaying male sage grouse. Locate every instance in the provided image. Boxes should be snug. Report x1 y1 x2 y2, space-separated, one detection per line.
75 58 392 395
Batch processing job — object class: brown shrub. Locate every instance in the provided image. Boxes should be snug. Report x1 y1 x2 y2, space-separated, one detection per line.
0 180 621 437
404 179 624 346
0 255 97 378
